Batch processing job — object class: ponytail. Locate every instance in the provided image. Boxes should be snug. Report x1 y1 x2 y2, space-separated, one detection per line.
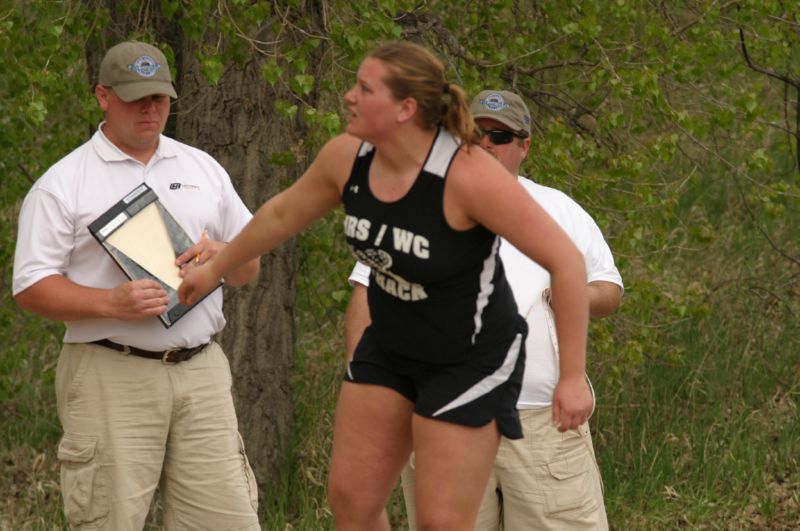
440 82 475 147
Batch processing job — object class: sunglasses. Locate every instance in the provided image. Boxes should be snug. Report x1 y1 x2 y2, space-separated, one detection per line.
476 128 527 145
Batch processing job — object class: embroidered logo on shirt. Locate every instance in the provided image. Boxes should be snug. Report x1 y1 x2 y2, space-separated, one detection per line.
169 183 200 191
349 184 359 194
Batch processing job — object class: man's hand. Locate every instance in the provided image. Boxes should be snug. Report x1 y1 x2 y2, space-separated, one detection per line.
551 373 593 432
108 279 170 319
176 235 224 272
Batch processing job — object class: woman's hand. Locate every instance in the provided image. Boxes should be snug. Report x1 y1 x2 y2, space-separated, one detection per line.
178 261 222 306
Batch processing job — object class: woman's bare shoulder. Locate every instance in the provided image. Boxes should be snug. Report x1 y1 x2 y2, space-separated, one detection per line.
317 133 363 160
449 145 514 187
304 133 364 189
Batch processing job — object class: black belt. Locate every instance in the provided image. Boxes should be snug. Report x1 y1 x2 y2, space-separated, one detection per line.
91 339 208 364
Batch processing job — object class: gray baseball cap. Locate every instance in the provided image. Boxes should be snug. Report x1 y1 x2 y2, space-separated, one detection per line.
99 41 177 102
470 90 531 136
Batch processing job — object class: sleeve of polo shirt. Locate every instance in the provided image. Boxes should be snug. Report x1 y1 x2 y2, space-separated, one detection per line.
574 207 624 292
348 261 371 287
12 188 74 295
215 165 254 242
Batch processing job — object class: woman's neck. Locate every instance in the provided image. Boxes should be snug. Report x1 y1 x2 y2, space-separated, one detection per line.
372 125 437 174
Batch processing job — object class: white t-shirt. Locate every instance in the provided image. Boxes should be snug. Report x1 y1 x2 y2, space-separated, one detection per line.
349 176 623 409
13 124 252 350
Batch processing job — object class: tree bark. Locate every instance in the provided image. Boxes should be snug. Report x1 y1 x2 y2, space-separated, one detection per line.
173 44 299 492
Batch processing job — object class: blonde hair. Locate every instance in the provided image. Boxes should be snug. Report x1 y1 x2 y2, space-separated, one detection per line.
368 41 474 146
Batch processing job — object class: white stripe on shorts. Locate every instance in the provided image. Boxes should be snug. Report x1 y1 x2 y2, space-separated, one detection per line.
432 331 523 417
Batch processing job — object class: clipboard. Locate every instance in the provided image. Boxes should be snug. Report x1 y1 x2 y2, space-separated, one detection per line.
88 183 222 328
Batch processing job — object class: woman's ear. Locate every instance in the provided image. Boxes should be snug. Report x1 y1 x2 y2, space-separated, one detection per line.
396 97 418 124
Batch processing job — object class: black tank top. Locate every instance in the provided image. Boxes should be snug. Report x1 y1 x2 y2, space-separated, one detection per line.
342 128 519 364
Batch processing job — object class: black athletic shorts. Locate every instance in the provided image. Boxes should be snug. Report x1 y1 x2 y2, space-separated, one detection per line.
345 315 527 439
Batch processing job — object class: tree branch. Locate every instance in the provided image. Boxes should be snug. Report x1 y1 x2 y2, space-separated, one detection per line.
738 25 800 89
796 86 800 171
671 0 740 37
514 59 596 77
17 163 35 184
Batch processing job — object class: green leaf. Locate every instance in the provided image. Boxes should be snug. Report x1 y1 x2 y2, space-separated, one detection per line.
261 59 282 87
27 100 47 126
270 150 295 166
200 55 224 85
275 99 298 119
562 22 579 35
161 0 180 19
292 74 315 96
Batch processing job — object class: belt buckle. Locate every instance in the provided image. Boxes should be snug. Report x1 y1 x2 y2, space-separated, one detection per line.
162 348 178 364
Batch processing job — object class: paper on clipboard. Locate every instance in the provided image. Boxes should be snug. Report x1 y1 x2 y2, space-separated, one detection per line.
106 202 184 290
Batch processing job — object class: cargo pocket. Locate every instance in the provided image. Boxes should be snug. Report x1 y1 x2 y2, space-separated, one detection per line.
237 433 259 513
542 446 598 519
57 435 110 528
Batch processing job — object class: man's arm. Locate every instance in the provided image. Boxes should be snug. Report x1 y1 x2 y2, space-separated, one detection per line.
344 283 370 360
546 280 621 320
588 280 621 319
570 200 622 319
15 274 169 322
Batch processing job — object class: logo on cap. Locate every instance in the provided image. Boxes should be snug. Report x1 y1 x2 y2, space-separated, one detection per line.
479 92 509 112
128 55 161 78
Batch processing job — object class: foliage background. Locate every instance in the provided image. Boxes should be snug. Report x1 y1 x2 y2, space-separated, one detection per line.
2 0 799 529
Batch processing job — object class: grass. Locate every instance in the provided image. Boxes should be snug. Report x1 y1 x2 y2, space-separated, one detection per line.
594 219 800 529
0 310 65 529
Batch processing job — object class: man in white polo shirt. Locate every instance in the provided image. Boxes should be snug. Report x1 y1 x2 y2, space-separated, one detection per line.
13 41 261 530
345 89 623 530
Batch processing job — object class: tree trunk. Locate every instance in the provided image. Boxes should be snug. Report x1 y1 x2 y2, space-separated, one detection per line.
173 45 299 492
